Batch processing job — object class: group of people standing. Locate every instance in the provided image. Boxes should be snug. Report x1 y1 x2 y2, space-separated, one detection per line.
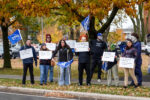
20 32 142 88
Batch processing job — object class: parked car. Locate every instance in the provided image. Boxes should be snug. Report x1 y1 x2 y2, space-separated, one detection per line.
145 43 150 55
10 43 21 59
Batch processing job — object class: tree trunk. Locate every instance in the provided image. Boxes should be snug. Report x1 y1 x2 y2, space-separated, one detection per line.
76 26 80 41
70 27 74 40
103 26 110 42
1 25 11 69
98 7 119 33
139 4 145 42
88 16 97 39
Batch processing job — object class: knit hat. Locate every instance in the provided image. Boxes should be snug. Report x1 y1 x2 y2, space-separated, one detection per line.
110 44 116 51
41 43 46 47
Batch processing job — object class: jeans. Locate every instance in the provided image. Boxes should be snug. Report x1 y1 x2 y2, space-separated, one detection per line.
22 63 34 84
59 67 70 86
49 66 54 81
40 65 49 84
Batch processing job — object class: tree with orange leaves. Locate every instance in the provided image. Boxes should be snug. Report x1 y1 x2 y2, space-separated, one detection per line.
18 0 145 39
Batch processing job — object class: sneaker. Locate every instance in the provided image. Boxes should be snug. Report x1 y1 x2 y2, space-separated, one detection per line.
97 79 101 82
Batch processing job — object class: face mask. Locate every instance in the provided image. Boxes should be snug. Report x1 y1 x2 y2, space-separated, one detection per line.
131 36 137 43
97 36 103 40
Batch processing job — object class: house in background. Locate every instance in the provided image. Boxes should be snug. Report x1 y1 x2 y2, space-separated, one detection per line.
115 28 134 41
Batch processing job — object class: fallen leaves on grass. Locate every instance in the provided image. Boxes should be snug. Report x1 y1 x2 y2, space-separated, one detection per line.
0 79 150 97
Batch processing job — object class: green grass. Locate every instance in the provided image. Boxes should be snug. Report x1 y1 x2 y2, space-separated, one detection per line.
0 78 150 97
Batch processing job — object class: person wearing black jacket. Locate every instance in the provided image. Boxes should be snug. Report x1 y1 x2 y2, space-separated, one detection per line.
20 40 37 85
90 33 107 82
106 44 119 86
76 35 91 86
52 39 73 86
39 43 51 85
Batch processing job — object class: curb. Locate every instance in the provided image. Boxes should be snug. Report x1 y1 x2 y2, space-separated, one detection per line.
0 86 150 100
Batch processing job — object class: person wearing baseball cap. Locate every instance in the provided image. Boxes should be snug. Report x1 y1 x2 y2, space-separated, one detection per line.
90 33 107 83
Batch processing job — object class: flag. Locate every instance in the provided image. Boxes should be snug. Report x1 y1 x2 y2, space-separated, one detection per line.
102 62 108 71
80 15 90 32
8 29 22 45
57 59 73 68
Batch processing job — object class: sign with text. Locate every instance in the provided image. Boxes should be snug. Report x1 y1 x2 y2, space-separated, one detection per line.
75 42 89 52
119 57 135 68
39 51 52 59
66 40 76 48
46 43 56 51
102 52 115 62
19 48 33 59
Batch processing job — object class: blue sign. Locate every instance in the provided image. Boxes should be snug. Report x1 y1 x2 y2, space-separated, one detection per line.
8 29 22 45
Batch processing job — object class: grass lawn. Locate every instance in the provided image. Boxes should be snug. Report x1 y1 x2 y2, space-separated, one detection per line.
0 55 149 79
0 78 150 97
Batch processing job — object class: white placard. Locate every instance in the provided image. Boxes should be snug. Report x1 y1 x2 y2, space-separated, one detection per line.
19 48 33 59
66 40 76 48
39 51 52 59
102 52 116 62
75 42 89 52
46 43 56 51
119 57 135 68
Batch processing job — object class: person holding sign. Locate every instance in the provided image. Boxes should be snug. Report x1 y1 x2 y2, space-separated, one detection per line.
20 40 37 85
75 34 91 86
106 44 119 86
46 34 54 82
90 33 107 82
39 43 51 85
122 39 138 88
52 40 73 86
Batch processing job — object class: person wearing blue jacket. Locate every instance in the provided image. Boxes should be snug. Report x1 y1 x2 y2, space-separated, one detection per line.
20 40 37 85
130 33 142 86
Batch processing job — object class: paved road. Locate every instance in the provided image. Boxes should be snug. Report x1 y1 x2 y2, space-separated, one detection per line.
0 92 77 100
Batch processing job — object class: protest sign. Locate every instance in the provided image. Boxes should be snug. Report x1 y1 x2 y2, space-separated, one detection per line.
66 40 76 48
39 51 52 59
46 43 56 51
119 57 135 68
75 42 89 52
20 48 33 59
102 52 116 62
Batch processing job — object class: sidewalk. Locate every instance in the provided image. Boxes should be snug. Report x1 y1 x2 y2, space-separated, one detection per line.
0 74 150 87
0 86 150 100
